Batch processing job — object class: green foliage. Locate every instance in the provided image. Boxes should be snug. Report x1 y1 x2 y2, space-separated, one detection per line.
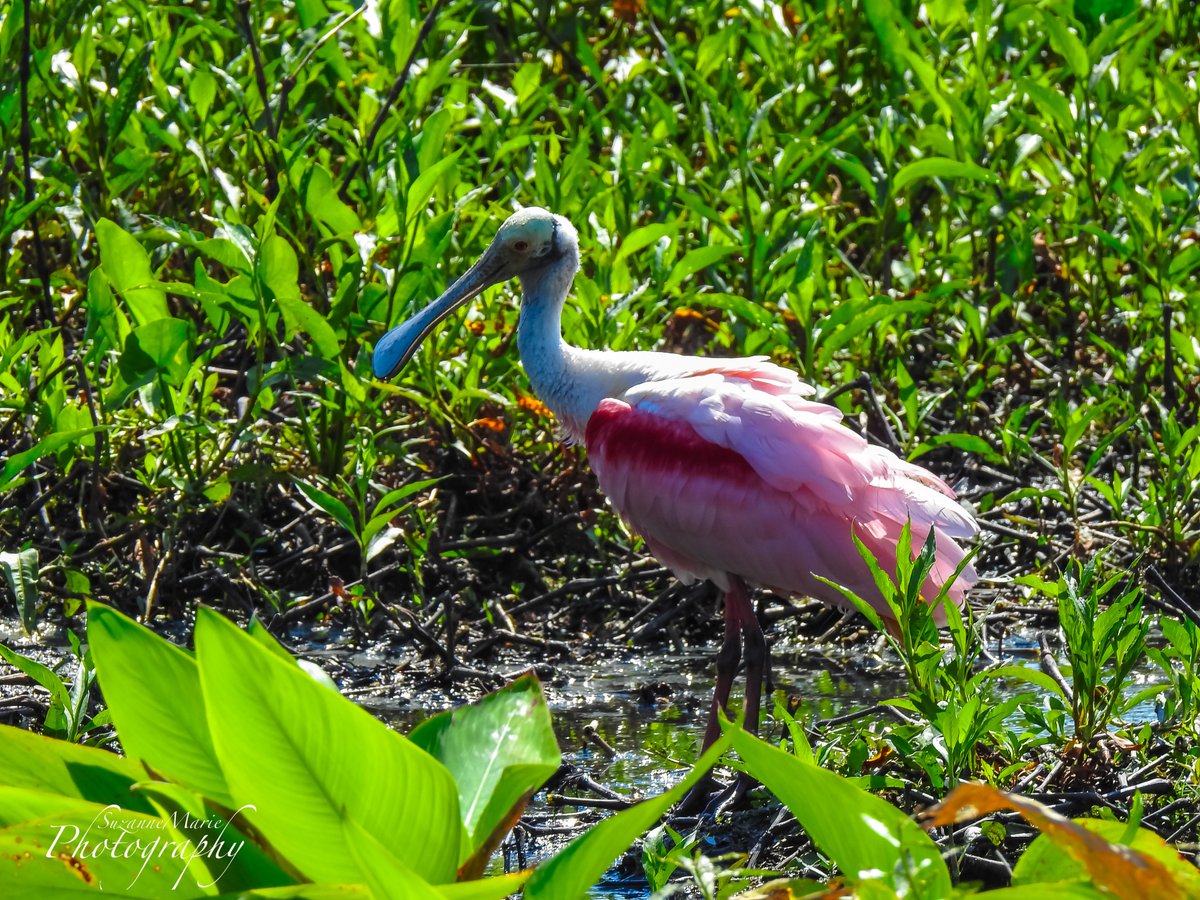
730 724 952 897
0 604 564 895
0 636 100 743
1053 557 1154 748
0 0 1196 626
818 523 1015 788
722 719 1200 899
0 549 38 633
1147 616 1200 734
2 0 1199 891
1003 557 1159 753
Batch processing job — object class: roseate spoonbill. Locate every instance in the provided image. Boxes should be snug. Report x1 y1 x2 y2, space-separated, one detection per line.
373 208 978 761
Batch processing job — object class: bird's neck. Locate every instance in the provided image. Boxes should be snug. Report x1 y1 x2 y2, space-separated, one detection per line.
516 249 601 440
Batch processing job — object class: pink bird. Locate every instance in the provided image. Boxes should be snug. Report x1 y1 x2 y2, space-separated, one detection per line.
374 208 978 768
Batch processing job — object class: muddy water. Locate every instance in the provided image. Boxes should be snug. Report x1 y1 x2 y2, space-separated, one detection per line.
336 632 1166 896
0 619 1168 897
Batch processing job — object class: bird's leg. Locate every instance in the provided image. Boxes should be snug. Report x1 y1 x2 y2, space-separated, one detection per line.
718 577 767 813
733 578 768 737
681 578 767 817
700 588 744 751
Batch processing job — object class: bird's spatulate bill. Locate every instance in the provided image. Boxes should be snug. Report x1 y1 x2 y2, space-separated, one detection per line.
372 251 502 379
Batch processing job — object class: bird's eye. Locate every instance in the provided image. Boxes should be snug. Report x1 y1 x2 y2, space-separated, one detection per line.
514 240 529 252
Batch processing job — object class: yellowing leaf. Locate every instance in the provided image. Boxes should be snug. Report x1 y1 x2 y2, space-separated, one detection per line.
922 784 1189 900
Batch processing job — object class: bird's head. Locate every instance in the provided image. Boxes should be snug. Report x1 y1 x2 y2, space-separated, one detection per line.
372 207 575 379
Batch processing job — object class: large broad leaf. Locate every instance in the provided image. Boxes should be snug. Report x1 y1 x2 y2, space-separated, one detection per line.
0 789 209 897
136 781 292 893
0 724 154 813
410 673 560 875
87 604 232 805
342 817 446 900
728 726 951 897
96 218 169 327
195 608 461 885
523 730 734 900
212 889 368 899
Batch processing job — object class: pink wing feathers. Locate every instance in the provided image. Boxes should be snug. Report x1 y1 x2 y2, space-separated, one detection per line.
584 367 978 622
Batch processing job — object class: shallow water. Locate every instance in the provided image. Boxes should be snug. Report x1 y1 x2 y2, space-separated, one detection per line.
0 618 1170 897
338 632 1166 896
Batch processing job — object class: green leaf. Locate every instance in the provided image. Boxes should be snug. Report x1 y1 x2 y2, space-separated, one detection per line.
615 223 672 262
277 295 342 358
0 724 155 813
985 665 1069 701
1041 12 1091 79
0 430 104 493
120 317 194 385
87 604 233 805
96 218 169 326
523 731 734 900
0 549 39 633
195 608 461 884
293 479 357 536
84 265 130 354
410 674 560 872
664 245 738 292
342 817 444 900
436 872 532 899
1020 77 1077 133
980 885 1108 899
258 235 301 303
727 727 951 896
0 791 208 897
892 157 998 195
302 164 362 236
0 642 65 705
406 153 461 225
188 69 217 119
211 888 369 900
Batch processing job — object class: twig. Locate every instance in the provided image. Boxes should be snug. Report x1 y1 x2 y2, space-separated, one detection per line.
1145 565 1199 624
546 794 631 811
1162 303 1176 416
570 771 625 803
277 5 366 129
19 0 53 324
1037 634 1072 701
582 721 617 759
236 1 276 139
378 600 453 666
